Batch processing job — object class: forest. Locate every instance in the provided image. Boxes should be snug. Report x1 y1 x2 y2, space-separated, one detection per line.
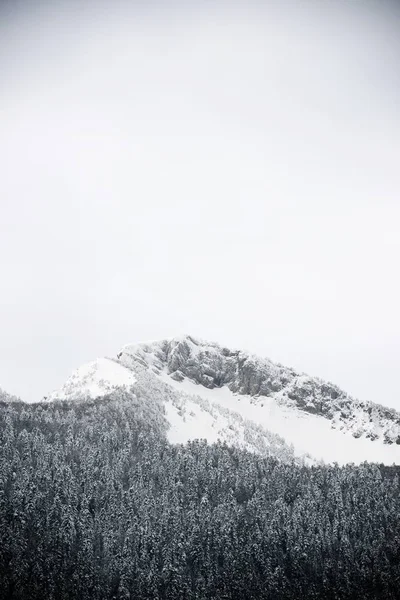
1 393 400 600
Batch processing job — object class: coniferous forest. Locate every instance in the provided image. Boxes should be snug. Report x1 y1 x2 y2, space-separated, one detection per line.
1 394 400 600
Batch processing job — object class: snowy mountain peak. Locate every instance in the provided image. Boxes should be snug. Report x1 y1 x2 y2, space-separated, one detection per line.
45 335 400 465
119 335 400 442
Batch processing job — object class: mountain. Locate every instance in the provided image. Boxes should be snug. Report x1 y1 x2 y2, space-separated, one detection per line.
3 336 400 599
45 335 400 465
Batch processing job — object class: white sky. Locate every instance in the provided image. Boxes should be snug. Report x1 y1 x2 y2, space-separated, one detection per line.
0 0 399 406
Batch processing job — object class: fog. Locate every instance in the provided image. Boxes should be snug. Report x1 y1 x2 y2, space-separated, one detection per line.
0 0 399 406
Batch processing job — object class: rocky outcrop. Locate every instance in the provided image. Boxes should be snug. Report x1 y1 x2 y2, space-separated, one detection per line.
119 335 400 445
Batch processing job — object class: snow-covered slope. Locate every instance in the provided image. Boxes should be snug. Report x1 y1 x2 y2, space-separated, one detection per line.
44 357 136 402
46 335 400 465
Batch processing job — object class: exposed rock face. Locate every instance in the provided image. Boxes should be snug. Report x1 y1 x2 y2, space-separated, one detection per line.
119 335 400 445
119 336 294 395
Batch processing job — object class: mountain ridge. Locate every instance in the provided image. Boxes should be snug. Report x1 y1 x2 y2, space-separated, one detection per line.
39 334 400 465
118 335 400 444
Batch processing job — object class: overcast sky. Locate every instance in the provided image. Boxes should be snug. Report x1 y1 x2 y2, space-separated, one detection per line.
0 0 399 407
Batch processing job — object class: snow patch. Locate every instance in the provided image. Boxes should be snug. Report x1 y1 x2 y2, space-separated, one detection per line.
44 358 136 402
160 374 400 465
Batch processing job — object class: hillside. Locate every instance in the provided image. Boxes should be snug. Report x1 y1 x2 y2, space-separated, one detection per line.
45 335 400 465
1 394 400 600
